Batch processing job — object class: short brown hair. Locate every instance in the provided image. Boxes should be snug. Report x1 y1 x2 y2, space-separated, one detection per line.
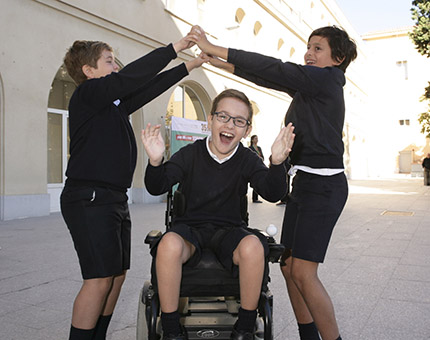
63 40 113 85
210 89 253 122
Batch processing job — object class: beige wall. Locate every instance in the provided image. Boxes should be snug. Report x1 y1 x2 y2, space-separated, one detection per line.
0 0 392 219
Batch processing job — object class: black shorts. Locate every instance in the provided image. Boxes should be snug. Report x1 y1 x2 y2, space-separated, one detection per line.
280 171 348 263
153 223 268 277
60 184 131 279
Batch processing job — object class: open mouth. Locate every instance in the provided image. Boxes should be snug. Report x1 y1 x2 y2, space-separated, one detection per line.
220 132 234 144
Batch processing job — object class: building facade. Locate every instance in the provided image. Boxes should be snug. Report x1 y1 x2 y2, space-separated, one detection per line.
362 27 430 176
0 0 377 220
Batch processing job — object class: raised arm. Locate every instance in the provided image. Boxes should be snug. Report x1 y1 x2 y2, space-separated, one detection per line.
270 123 295 165
190 25 229 60
141 123 165 167
173 29 197 54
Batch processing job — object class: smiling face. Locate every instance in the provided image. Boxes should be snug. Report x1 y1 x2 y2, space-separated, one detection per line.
304 35 342 69
208 97 252 160
84 49 119 79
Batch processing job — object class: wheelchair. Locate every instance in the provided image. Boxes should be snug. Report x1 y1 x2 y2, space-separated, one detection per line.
136 189 285 340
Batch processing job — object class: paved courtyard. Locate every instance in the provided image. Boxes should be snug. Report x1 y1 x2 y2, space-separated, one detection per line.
1 177 430 339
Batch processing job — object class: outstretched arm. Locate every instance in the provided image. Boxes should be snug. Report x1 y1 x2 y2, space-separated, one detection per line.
185 52 210 73
207 55 235 73
141 123 165 167
270 123 295 165
190 25 229 60
173 29 197 54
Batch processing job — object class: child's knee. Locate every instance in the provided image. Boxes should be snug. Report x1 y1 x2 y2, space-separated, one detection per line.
157 232 185 258
83 276 114 295
236 235 264 262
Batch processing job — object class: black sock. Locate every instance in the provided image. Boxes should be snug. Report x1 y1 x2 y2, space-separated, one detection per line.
92 314 112 340
69 325 95 340
336 336 342 340
235 307 257 333
298 322 321 340
161 311 181 336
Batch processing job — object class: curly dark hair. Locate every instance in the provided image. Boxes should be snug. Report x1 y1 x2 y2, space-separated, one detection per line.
309 26 357 72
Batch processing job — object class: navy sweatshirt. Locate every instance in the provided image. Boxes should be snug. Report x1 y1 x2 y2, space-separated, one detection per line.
65 44 188 190
145 139 286 227
228 48 346 169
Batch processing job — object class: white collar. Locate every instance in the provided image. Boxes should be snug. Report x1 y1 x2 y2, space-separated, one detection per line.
206 136 239 164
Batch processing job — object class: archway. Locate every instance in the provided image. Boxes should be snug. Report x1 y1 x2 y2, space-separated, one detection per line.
164 81 211 159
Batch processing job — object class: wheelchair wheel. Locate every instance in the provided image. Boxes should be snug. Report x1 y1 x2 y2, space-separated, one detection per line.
258 290 274 340
137 281 161 340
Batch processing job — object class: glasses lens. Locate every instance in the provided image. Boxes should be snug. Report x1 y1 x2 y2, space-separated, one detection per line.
215 112 248 127
234 118 247 127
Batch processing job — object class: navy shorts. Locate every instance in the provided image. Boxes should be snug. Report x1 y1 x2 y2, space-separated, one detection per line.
280 171 348 263
60 184 131 279
154 223 268 277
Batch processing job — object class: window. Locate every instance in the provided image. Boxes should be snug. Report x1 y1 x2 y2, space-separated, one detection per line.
47 110 69 184
254 21 262 36
396 60 408 80
165 84 208 159
235 8 245 24
399 119 410 126
167 85 206 122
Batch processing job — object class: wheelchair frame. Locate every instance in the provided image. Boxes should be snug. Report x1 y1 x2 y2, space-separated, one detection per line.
136 190 285 340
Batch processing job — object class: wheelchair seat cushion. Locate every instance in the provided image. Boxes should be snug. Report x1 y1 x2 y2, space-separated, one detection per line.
150 225 271 297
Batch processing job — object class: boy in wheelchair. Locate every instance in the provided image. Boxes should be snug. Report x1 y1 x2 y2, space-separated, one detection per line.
141 89 295 340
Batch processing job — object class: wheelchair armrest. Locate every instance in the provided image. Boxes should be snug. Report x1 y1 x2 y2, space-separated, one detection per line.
144 230 162 248
266 236 285 263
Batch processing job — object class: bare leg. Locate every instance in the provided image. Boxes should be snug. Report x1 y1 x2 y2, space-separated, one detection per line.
156 232 195 312
281 256 314 324
71 277 114 329
283 256 340 340
101 271 126 316
233 235 265 310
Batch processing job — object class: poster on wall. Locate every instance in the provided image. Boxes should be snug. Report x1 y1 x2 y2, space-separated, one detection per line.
170 116 210 155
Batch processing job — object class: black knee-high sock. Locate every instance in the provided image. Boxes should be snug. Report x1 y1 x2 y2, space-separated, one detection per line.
298 322 321 340
161 311 181 336
92 314 112 340
236 307 257 333
69 325 95 340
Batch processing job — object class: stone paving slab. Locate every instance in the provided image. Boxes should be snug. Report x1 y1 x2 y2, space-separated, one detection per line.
0 177 429 340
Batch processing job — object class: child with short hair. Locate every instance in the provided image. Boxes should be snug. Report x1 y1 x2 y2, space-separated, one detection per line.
191 25 357 340
142 88 295 340
61 31 206 340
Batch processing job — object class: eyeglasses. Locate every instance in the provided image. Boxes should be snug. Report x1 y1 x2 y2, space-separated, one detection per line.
213 112 250 128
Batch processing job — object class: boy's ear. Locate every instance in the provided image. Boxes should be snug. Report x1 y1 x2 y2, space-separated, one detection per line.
334 56 345 66
82 64 94 79
207 114 213 131
243 125 252 139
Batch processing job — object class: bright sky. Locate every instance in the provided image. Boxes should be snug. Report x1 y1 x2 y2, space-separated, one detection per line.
335 0 415 34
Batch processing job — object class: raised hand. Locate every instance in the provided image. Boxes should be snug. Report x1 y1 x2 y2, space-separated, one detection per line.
270 123 295 165
141 123 165 166
173 31 196 54
189 25 212 53
189 25 229 60
185 52 210 72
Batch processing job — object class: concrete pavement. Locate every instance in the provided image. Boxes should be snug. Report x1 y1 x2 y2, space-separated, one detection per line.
1 177 430 340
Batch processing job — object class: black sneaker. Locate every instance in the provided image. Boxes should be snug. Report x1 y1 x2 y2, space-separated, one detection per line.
230 327 254 340
163 326 188 340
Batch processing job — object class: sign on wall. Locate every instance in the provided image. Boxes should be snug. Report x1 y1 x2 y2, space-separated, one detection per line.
170 116 210 155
